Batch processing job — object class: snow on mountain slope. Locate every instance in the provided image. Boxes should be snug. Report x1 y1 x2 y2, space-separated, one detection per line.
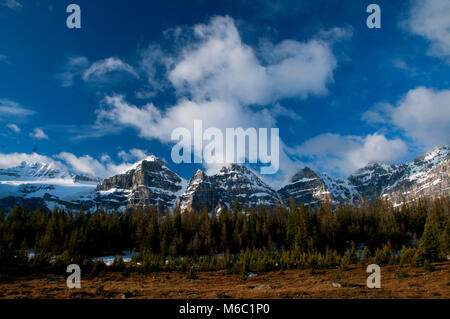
0 157 186 212
180 164 281 213
0 161 71 181
320 173 359 203
0 147 448 212
380 147 449 205
277 167 359 206
278 167 332 206
348 146 449 204
0 161 98 211
279 147 449 207
96 157 186 211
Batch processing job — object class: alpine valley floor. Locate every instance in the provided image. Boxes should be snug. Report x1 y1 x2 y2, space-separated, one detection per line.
0 261 449 299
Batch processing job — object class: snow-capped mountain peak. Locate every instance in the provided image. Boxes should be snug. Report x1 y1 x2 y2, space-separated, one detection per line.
120 155 161 174
97 156 185 211
0 161 73 181
180 163 280 212
0 147 448 212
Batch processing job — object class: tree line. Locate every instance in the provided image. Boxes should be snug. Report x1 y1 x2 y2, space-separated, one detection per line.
0 197 449 274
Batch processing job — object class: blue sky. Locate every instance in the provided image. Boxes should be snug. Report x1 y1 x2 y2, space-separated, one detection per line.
0 0 449 186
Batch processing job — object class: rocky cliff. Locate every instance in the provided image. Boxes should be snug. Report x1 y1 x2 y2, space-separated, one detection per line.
0 147 448 212
179 164 281 212
96 156 186 211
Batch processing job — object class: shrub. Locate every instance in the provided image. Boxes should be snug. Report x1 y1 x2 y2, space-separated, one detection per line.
339 252 351 271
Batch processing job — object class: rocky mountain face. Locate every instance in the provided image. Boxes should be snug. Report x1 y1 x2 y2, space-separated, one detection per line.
278 167 359 206
0 147 448 212
278 167 333 206
0 156 185 212
0 161 98 211
179 164 281 212
349 146 449 206
96 156 185 211
280 146 449 207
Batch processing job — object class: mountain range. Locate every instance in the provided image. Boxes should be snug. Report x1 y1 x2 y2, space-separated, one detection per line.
0 146 448 212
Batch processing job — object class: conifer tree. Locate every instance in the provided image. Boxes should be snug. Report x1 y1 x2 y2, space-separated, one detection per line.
419 221 441 262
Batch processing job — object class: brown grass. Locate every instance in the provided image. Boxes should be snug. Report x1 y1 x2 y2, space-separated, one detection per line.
0 262 449 299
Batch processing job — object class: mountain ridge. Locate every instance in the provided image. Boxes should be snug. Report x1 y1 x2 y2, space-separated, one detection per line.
0 146 448 212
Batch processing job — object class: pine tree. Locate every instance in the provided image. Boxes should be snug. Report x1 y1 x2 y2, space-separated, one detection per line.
145 215 160 254
418 221 440 262
444 222 450 256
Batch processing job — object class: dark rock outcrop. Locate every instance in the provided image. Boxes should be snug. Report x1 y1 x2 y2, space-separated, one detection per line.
96 157 185 211
278 167 333 206
180 164 280 212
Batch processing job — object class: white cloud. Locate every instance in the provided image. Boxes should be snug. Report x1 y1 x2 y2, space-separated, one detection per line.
317 26 354 43
138 44 168 94
57 56 90 87
58 56 139 87
390 87 450 147
0 149 151 179
56 152 111 178
167 16 345 104
361 102 394 125
92 16 350 184
6 123 20 133
0 98 35 121
0 152 58 169
30 128 48 140
0 0 22 10
404 0 450 63
100 154 111 163
271 103 302 121
97 95 277 144
291 133 408 176
363 87 450 148
117 148 148 162
82 57 139 82
56 150 148 178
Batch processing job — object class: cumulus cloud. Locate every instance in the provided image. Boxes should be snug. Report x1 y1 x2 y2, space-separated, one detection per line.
0 152 58 170
56 152 119 178
96 95 277 143
95 94 298 184
55 149 152 178
82 57 139 83
166 16 343 104
404 0 450 63
290 133 408 176
30 128 48 140
363 87 450 148
59 148 156 178
92 16 350 183
6 123 20 133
